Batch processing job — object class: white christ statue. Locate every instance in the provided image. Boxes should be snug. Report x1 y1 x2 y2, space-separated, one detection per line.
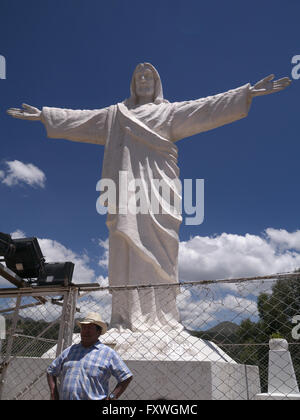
7 63 291 332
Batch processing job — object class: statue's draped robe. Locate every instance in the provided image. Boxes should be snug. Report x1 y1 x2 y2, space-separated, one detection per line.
41 83 252 331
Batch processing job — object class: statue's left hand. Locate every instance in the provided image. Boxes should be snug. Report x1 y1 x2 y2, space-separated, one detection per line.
250 74 291 97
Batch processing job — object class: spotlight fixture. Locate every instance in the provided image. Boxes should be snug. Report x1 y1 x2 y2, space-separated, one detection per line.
0 234 45 279
0 232 75 287
37 262 74 286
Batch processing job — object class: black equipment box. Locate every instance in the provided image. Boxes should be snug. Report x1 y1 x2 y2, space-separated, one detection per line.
0 232 15 257
37 262 74 286
4 237 45 279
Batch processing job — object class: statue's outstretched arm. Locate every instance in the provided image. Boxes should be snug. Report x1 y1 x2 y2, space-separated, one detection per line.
250 74 291 97
7 103 41 121
7 103 108 145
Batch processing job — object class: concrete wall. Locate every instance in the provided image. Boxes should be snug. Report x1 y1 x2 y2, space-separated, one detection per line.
2 358 261 400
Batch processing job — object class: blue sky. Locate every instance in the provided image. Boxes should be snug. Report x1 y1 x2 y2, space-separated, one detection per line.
0 0 300 302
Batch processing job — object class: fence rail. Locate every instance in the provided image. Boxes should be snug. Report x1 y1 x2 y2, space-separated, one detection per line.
0 271 299 400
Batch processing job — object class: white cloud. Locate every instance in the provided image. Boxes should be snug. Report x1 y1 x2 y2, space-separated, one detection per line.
98 238 109 269
177 280 260 330
266 228 300 251
97 275 109 287
10 229 26 239
38 238 95 284
0 160 46 188
179 230 300 283
76 289 112 324
223 295 258 316
176 228 300 330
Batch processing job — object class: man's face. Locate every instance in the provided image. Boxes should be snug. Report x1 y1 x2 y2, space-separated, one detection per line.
80 323 100 347
134 67 155 99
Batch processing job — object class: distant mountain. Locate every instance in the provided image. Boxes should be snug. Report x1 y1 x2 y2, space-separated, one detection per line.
205 321 239 335
187 321 240 344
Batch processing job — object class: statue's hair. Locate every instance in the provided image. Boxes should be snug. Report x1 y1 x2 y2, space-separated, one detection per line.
124 63 169 107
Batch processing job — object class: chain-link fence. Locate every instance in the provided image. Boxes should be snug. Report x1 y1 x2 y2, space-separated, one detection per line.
0 272 299 400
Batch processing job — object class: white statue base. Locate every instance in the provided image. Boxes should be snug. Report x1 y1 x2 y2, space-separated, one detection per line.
102 326 235 363
43 325 236 363
103 326 261 400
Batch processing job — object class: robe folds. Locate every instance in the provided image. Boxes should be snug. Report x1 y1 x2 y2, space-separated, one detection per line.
41 83 252 330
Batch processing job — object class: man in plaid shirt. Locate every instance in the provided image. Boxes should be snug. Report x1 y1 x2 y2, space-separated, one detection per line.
47 312 133 400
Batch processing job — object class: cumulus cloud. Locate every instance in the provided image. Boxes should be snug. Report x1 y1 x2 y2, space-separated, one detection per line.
77 288 112 324
0 160 46 188
11 229 26 239
97 274 109 288
179 230 300 283
177 228 300 330
266 228 300 251
177 279 261 330
178 295 259 331
38 238 95 284
98 238 109 269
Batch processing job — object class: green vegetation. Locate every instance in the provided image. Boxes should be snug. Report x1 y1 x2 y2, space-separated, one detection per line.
270 332 284 339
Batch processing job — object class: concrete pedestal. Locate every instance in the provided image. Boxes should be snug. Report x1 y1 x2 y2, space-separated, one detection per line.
268 349 299 395
255 339 300 401
117 360 260 400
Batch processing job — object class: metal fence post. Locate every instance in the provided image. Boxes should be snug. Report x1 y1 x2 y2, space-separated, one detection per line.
63 288 78 350
0 293 22 400
56 287 78 357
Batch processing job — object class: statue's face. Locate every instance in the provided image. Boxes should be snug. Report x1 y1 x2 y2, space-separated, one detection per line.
134 66 155 99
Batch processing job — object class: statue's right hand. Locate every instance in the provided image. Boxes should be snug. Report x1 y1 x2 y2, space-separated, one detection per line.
6 103 41 121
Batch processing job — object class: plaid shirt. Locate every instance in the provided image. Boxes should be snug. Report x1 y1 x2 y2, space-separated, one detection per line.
47 341 132 400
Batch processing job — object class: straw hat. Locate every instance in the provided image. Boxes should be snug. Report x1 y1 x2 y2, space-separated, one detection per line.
77 312 107 335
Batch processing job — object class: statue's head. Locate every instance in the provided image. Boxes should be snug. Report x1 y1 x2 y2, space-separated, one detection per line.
125 63 168 107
